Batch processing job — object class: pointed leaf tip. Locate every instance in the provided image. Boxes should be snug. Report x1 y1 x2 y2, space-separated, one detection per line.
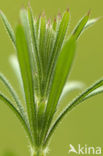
54 17 56 22
47 19 51 26
21 4 25 9
67 8 69 12
0 11 16 46
28 1 31 8
42 11 46 17
58 13 62 19
72 12 90 39
87 9 91 16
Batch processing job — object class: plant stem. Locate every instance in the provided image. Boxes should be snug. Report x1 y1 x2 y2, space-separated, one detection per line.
32 152 45 156
31 148 46 156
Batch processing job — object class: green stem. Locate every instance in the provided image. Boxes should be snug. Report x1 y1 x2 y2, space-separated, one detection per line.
31 147 47 156
32 152 45 156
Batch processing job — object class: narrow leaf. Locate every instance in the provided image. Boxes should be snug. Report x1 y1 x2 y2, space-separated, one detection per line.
59 81 85 102
0 93 32 144
44 79 103 146
72 12 90 39
45 27 55 68
0 73 31 137
15 25 37 145
51 9 70 60
84 18 99 29
38 14 46 74
9 55 23 88
41 37 76 143
0 73 24 114
35 16 40 38
0 11 16 46
45 9 70 96
82 86 103 101
24 8 42 98
20 9 35 73
53 18 57 31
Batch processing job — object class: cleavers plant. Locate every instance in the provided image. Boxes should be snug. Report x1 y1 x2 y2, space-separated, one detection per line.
0 6 103 156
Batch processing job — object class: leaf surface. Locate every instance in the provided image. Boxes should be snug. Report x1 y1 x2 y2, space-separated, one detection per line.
16 25 37 145
0 93 32 143
72 12 89 39
59 81 84 102
45 10 70 95
84 18 99 29
0 11 16 46
44 79 103 146
41 36 76 143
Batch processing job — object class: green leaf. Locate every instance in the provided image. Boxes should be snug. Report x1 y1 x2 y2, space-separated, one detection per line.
0 93 32 144
28 9 47 137
84 18 99 30
45 9 70 96
72 12 90 39
41 36 76 143
25 8 42 99
0 11 16 46
38 14 46 75
44 79 103 146
15 25 37 145
43 24 56 97
82 86 103 102
35 16 40 38
27 7 40 66
0 73 24 115
9 55 23 90
50 9 70 70
45 27 55 71
0 73 30 135
52 18 57 31
52 10 70 57
59 81 85 102
20 9 35 73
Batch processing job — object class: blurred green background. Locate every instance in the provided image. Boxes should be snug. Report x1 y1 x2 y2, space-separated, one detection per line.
0 0 103 155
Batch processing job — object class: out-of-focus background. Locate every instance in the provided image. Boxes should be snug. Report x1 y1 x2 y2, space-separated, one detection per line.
0 0 103 155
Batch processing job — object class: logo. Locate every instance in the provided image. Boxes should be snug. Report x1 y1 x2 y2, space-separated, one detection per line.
68 144 102 155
